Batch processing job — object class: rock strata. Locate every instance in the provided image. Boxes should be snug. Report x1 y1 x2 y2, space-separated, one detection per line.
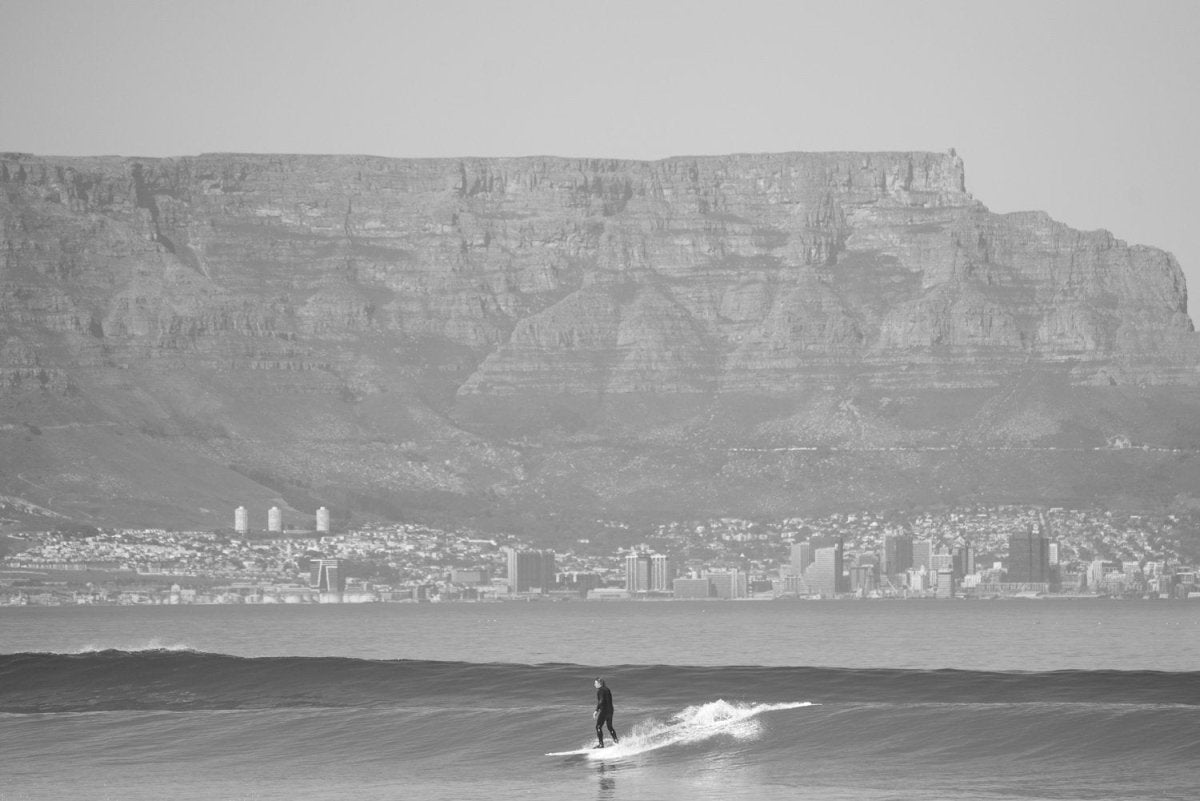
1 150 1198 530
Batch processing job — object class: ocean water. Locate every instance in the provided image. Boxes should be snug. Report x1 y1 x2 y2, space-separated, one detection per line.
2 601 1198 800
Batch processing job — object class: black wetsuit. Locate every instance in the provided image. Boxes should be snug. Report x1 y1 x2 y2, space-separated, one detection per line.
595 684 618 746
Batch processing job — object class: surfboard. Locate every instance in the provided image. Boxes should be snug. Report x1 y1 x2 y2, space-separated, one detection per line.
545 746 608 756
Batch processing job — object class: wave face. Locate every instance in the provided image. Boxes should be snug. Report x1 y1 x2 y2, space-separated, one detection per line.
3 650 1199 800
3 649 1199 714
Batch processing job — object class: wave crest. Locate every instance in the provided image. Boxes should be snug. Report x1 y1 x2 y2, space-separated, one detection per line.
69 641 197 655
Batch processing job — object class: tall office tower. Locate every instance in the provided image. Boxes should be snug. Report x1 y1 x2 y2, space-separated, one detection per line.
537 550 557 590
625 552 652 593
952 543 975 579
315 506 330 533
849 565 876 593
1007 528 1051 583
267 506 282 533
1048 542 1059 565
912 539 934 572
808 540 844 597
505 547 557 593
935 568 955 599
504 547 520 592
310 558 344 593
706 569 745 599
881 533 913 576
234 506 249 535
790 542 814 575
930 550 953 572
650 553 674 592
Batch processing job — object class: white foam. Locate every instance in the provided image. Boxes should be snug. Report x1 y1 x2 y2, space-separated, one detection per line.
68 640 196 654
547 699 813 759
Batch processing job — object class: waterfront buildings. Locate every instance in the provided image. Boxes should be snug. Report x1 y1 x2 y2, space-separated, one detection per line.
672 577 712 598
309 558 344 593
790 542 813 575
953 543 975 579
626 552 674 594
1008 527 1051 584
625 552 651 594
807 539 844 597
912 539 934 573
707 569 746 599
5 506 1200 605
650 554 674 593
504 547 556 594
881 532 912 577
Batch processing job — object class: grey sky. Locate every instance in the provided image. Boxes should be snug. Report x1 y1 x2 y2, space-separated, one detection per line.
4 0 1199 306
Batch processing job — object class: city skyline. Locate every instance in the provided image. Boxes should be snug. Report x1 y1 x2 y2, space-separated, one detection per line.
4 505 1196 605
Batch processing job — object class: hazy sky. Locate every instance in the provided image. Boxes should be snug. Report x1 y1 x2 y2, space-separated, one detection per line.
4 0 1199 303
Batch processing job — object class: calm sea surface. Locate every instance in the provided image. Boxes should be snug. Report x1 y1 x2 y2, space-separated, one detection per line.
2 599 1197 669
3 601 1198 801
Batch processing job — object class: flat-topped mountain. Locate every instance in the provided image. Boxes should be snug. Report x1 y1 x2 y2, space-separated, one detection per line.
2 150 1199 533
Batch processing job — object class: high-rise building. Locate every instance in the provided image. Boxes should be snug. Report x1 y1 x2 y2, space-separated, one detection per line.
952 543 975 579
504 547 556 594
234 506 249 535
934 568 955 599
881 533 913 576
625 552 651 594
310 558 344 593
790 542 814 574
315 506 330 533
808 539 844 597
268 506 282 533
849 564 876 593
673 577 714 599
1007 528 1050 583
650 554 674 593
706 569 745 599
912 540 934 572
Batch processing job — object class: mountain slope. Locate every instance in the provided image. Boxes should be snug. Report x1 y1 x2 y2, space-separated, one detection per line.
2 150 1198 532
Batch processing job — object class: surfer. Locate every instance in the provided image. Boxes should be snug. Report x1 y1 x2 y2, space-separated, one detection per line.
593 677 619 748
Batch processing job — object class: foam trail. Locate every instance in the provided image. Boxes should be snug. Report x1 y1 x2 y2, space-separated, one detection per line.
549 700 812 759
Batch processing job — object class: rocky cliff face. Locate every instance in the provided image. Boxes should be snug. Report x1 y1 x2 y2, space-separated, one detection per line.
2 150 1199 531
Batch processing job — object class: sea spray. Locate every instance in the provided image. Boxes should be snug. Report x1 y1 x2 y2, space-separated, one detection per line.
549 700 814 759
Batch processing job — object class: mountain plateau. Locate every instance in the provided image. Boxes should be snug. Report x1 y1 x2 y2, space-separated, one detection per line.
2 149 1199 536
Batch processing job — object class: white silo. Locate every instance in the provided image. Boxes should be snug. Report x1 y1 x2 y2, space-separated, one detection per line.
268 506 282 533
316 506 330 533
234 506 249 534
